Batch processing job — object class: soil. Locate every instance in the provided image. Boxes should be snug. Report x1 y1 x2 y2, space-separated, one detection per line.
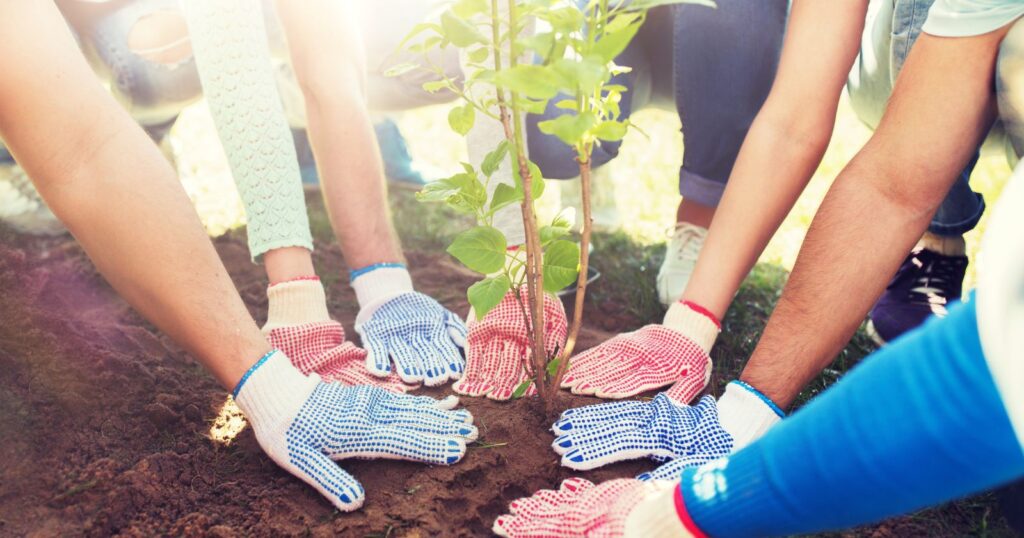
0 229 650 537
0 228 1010 537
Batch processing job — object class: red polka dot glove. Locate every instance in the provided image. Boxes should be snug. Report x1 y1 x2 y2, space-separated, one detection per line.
493 477 699 538
453 289 567 400
262 279 416 393
560 301 719 401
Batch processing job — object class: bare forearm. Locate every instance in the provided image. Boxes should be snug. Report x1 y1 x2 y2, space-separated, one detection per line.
275 0 404 270
683 111 832 318
741 30 1006 409
0 1 268 389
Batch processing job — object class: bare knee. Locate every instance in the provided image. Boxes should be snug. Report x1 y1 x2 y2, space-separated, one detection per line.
127 10 192 66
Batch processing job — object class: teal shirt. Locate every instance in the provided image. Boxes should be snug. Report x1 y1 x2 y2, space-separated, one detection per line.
923 0 1024 36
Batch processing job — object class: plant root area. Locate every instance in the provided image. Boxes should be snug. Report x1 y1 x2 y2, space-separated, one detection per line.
0 230 647 537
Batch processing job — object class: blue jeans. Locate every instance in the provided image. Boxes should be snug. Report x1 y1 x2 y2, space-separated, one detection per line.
0 0 202 163
525 0 788 207
848 0 1024 236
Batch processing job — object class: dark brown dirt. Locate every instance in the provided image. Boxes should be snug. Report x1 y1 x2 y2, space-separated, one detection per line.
0 228 1014 537
0 229 649 537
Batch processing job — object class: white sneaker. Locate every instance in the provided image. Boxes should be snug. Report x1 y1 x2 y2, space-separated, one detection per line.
656 223 707 306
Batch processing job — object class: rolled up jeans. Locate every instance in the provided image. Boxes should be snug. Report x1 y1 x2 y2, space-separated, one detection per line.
848 0 1024 236
525 0 788 207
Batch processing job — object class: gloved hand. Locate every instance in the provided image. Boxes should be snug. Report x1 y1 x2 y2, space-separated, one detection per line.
560 301 718 400
453 289 568 400
351 266 468 386
262 279 415 393
233 350 478 511
551 380 783 471
493 477 699 537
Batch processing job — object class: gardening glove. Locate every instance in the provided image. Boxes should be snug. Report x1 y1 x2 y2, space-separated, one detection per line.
551 380 783 471
560 301 718 400
452 288 568 400
233 350 478 511
493 477 701 537
352 265 468 386
261 279 416 393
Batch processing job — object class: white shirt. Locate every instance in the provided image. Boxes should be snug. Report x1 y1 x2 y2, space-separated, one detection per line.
923 0 1024 37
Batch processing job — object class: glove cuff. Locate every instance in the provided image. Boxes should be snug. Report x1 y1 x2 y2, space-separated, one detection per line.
263 279 330 334
233 350 319 441
351 266 414 309
662 301 720 353
623 481 702 538
716 380 784 450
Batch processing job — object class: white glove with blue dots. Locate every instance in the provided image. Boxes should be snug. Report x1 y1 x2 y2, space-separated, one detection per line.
233 350 478 511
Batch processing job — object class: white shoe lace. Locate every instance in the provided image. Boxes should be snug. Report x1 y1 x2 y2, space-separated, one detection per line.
665 223 707 266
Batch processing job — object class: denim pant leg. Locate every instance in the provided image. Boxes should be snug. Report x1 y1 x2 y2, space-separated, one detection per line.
848 0 985 237
672 0 786 206
81 0 202 141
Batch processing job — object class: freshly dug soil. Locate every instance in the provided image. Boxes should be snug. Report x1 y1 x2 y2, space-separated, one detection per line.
0 230 649 537
0 229 1010 537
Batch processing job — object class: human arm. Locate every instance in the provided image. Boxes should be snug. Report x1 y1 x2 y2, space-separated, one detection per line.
559 1 869 400
740 25 1008 410
0 0 267 389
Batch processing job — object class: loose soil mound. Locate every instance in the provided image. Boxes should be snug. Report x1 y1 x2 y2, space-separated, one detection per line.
0 230 648 537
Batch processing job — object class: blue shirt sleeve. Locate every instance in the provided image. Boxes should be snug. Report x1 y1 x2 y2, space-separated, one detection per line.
680 299 1024 537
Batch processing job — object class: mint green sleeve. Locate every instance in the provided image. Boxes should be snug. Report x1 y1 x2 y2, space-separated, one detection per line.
181 0 313 261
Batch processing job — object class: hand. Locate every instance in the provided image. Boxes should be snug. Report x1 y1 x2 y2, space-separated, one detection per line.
233 351 478 511
356 291 469 386
560 301 717 400
453 289 567 400
551 392 733 471
493 478 693 538
267 321 416 393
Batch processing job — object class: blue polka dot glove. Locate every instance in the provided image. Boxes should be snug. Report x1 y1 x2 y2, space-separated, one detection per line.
552 380 784 473
352 267 468 386
233 350 478 511
551 393 733 471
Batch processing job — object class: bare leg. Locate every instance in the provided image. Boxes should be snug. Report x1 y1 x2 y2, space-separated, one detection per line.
0 1 269 389
675 198 716 229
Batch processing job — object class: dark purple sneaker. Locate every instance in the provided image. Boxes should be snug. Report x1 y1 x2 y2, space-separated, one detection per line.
867 248 968 345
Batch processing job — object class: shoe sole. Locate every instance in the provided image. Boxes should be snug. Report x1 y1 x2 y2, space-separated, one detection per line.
865 320 888 347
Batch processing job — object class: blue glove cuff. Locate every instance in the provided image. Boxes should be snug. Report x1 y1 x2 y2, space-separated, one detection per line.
232 349 278 398
350 262 407 282
730 380 785 419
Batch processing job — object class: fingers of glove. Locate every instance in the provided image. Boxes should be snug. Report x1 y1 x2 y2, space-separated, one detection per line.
427 329 465 380
445 311 469 348
664 368 710 405
387 338 427 383
494 513 578 538
487 342 530 401
455 338 506 396
558 425 656 471
552 414 651 459
559 345 611 388
409 335 449 387
508 479 590 517
636 453 716 482
284 443 366 512
347 427 467 465
362 331 394 377
552 400 651 435
592 367 681 400
493 479 597 538
379 406 479 440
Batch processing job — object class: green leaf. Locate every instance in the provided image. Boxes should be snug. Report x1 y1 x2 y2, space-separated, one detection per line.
625 0 716 10
539 224 570 245
481 141 510 177
552 57 609 95
554 99 578 111
543 240 581 293
546 357 562 378
422 80 449 93
494 64 564 100
409 36 443 53
416 169 486 214
490 183 523 212
541 6 585 33
447 226 507 274
537 112 597 146
468 274 512 318
448 103 476 136
440 10 488 47
467 46 490 64
517 32 556 60
511 379 533 399
592 120 628 142
398 22 443 50
593 18 643 62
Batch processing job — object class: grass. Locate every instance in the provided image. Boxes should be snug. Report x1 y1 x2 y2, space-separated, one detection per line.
165 91 1015 535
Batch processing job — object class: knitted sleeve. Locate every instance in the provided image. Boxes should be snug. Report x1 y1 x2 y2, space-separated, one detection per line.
181 0 313 260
